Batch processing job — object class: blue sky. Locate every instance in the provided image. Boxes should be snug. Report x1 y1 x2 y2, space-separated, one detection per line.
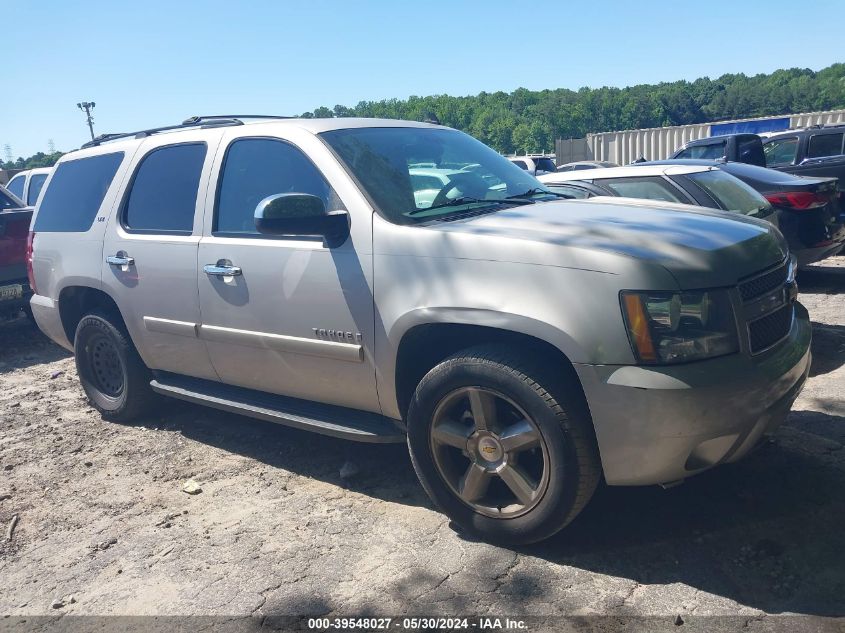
1 0 841 158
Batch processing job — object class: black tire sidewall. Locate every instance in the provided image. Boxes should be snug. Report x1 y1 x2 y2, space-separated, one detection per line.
407 353 587 544
74 313 135 417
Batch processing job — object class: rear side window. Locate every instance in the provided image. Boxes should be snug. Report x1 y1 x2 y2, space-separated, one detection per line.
27 173 48 205
593 176 683 203
807 133 844 159
34 153 124 232
681 169 768 215
511 160 528 170
215 138 336 235
6 175 24 199
544 184 591 199
123 143 207 234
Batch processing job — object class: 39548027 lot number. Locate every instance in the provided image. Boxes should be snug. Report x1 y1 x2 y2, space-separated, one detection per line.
307 617 474 630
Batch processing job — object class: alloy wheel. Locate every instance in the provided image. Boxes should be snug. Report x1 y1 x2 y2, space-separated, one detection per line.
429 386 550 518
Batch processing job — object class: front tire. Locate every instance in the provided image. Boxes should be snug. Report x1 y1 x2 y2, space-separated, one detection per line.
74 310 154 422
407 345 601 545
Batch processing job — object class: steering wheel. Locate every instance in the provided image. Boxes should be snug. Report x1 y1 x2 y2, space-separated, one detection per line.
430 172 488 208
430 181 463 208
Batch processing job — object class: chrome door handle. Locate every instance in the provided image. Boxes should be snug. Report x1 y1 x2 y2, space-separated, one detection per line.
106 255 135 266
204 264 242 277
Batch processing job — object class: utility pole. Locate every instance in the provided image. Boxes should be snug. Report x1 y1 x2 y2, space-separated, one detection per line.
77 102 96 141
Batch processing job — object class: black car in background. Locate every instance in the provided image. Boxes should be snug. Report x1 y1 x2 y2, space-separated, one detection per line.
671 133 766 166
670 124 845 208
642 159 845 266
762 125 845 200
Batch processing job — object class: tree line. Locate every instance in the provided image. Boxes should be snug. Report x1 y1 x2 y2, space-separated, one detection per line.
4 63 844 167
303 64 845 154
2 150 65 171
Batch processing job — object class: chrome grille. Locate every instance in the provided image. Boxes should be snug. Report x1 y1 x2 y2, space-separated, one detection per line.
748 305 793 354
738 262 789 301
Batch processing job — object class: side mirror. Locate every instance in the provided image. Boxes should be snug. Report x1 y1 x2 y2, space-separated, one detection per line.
254 193 349 248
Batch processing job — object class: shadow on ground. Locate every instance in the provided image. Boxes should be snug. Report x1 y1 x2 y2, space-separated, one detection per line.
0 316 71 372
137 393 845 617
797 264 845 294
530 437 845 617
8 296 843 617
809 322 845 377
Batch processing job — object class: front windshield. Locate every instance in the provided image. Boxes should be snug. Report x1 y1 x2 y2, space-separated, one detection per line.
320 127 552 224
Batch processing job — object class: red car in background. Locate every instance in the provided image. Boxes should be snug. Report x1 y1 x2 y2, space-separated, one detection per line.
0 184 33 320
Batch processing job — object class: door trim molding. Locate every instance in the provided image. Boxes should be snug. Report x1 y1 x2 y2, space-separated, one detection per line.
143 317 199 338
199 324 364 363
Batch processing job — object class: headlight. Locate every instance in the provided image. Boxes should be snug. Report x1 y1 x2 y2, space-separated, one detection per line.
620 289 738 364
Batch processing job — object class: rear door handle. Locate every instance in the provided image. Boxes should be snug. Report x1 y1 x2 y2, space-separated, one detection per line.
106 254 135 266
204 263 242 277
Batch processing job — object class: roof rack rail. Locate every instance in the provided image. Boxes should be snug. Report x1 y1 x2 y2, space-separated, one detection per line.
801 122 845 131
181 114 293 125
80 114 293 150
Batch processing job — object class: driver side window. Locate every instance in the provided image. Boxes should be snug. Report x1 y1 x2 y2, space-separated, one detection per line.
214 138 343 235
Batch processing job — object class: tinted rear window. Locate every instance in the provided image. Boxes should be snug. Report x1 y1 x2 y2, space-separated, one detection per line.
27 173 48 205
123 143 206 234
535 158 556 173
34 153 124 232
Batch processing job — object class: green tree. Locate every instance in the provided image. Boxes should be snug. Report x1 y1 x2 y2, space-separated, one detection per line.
293 64 845 153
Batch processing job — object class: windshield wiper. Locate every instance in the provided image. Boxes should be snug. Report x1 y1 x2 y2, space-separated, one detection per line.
505 187 570 200
407 195 533 216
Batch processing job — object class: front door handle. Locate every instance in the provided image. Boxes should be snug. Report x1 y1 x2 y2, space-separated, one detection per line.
204 262 242 277
106 254 135 267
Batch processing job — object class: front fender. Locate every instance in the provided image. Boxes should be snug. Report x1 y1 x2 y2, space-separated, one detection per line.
373 255 644 419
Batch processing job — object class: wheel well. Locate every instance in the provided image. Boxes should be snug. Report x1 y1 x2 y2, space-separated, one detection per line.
58 286 125 344
394 323 583 419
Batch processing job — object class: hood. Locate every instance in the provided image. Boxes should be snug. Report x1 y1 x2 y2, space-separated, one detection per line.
428 198 788 289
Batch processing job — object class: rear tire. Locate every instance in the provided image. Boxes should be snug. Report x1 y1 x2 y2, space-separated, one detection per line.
407 344 601 545
74 310 154 422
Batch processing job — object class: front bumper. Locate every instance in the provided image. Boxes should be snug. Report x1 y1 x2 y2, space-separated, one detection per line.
575 302 812 486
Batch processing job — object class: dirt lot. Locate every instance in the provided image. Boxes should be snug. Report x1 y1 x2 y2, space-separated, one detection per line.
1 258 844 631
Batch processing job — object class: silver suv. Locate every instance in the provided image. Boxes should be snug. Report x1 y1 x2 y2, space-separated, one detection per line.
28 116 811 544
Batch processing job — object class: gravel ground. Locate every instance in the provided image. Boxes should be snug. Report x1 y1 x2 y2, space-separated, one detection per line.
0 258 843 632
